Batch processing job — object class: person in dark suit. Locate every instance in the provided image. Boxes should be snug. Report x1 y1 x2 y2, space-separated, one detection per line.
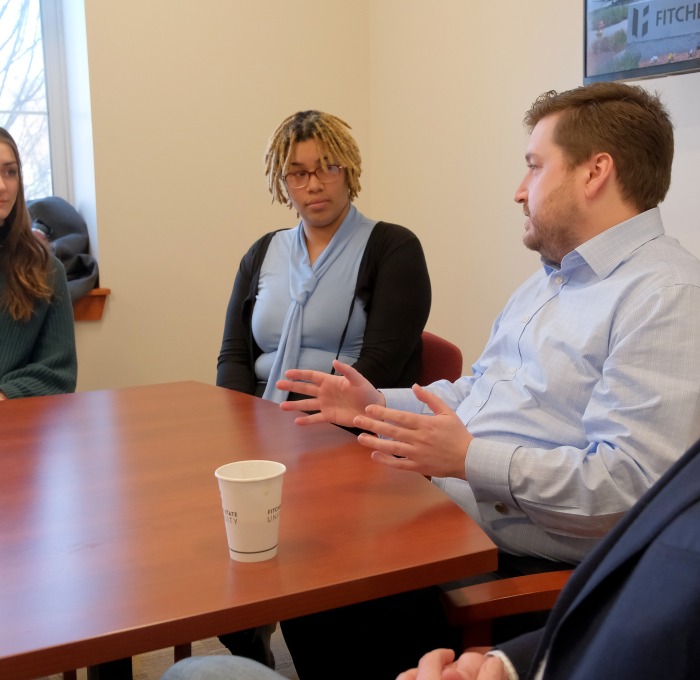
160 434 700 680
399 432 700 680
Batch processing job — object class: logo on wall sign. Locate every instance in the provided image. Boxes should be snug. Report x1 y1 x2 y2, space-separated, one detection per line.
631 4 651 38
626 1 700 44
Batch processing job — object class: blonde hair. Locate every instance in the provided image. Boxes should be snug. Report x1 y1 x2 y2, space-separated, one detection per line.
264 110 362 207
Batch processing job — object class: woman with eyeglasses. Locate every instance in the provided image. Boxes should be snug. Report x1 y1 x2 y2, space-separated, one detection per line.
216 109 431 406
214 110 431 667
0 127 77 400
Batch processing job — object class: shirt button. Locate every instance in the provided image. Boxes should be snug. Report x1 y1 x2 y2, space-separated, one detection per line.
494 503 508 515
555 275 564 285
508 367 516 374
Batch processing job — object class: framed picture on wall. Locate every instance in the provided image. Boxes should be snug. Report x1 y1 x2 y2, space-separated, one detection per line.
584 0 700 83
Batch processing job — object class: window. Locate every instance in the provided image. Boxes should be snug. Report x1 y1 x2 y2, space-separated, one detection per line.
0 0 71 200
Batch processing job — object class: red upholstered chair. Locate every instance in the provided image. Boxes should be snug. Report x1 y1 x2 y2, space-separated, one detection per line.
419 331 463 384
417 333 571 649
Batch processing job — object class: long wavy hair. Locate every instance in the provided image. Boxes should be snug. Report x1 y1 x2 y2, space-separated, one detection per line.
0 127 52 322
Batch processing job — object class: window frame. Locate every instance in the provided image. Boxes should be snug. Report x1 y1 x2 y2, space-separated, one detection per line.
39 0 73 202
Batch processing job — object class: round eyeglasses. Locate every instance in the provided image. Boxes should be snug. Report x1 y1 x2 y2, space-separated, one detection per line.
283 164 343 189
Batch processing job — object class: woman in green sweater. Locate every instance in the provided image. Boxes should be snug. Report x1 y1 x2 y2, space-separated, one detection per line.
0 127 76 400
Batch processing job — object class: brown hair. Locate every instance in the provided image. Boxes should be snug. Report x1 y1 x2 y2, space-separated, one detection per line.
264 110 362 207
0 127 52 321
524 82 674 211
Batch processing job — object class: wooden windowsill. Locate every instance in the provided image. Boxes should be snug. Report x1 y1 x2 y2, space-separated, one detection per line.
73 287 111 321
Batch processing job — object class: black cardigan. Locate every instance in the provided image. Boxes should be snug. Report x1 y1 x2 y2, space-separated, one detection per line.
216 221 431 395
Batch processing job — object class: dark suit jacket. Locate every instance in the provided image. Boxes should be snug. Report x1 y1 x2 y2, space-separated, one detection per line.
499 436 700 679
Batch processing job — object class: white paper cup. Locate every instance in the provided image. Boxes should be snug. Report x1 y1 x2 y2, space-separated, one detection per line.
215 460 286 562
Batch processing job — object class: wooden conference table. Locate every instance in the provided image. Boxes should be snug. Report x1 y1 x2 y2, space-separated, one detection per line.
0 381 496 679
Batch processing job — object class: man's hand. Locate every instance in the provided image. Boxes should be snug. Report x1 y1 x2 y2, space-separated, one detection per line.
277 360 384 427
354 383 473 479
396 649 506 680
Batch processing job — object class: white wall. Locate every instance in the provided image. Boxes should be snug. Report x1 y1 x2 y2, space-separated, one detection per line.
78 0 370 390
368 0 700 366
76 1 700 391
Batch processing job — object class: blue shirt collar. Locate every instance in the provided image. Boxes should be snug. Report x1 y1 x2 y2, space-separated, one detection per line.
542 207 665 279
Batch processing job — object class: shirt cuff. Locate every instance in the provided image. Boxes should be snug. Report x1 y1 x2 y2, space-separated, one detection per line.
486 649 519 680
381 387 425 414
466 438 518 507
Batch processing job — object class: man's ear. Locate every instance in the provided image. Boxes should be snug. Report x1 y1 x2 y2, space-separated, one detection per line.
583 152 614 199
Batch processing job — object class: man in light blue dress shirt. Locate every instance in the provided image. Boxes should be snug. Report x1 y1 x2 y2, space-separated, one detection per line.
162 82 700 679
280 83 700 567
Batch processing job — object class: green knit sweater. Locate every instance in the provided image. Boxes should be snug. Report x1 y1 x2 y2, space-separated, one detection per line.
0 256 77 398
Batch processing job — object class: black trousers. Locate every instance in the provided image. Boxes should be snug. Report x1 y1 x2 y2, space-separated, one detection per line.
280 551 575 680
86 658 132 680
281 586 457 680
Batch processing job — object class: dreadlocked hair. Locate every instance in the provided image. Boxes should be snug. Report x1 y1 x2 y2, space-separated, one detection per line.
0 127 52 322
264 110 362 207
